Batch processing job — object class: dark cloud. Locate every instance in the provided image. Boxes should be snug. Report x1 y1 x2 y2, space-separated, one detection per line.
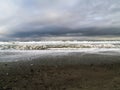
9 26 120 39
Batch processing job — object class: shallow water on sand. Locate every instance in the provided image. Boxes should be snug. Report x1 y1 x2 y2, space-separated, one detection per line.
0 48 120 62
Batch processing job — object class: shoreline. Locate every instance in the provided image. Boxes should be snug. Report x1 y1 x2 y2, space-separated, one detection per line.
0 48 120 62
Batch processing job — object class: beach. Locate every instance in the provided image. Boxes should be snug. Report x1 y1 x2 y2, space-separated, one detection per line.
0 50 120 90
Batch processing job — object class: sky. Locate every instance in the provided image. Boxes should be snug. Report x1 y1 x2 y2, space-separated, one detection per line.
0 0 120 41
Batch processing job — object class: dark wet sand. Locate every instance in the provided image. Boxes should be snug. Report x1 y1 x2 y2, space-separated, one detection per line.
0 54 120 90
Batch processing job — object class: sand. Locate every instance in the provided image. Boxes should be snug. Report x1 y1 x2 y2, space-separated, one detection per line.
0 53 120 90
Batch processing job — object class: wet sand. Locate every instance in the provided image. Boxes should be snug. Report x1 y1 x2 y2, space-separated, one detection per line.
0 54 120 90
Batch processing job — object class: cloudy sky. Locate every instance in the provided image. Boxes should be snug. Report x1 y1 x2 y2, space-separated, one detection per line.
0 0 120 41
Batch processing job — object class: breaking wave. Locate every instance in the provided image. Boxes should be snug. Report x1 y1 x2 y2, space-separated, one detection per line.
0 41 120 50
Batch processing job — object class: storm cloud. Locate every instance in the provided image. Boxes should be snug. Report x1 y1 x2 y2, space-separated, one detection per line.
0 0 120 40
10 27 120 37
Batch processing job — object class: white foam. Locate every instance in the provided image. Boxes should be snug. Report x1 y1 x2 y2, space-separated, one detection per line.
0 41 120 62
0 41 120 50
